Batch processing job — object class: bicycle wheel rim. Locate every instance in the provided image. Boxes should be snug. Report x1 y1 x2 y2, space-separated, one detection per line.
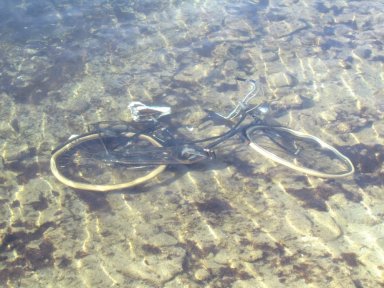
50 132 166 192
246 125 354 178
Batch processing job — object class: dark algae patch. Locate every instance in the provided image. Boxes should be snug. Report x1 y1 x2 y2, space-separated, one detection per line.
339 143 384 188
74 250 89 259
76 190 112 212
1 222 55 252
30 194 49 211
339 143 384 174
142 244 162 255
286 182 362 212
194 197 232 215
11 200 20 208
0 221 56 282
24 240 55 270
57 256 72 268
181 239 254 286
333 252 361 267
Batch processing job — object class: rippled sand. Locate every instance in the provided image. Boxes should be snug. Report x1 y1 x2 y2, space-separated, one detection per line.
0 0 384 287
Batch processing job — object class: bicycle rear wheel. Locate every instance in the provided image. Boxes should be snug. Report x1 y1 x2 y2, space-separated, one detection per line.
50 132 166 192
246 125 354 178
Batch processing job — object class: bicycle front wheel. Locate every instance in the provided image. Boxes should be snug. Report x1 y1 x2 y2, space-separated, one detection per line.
246 125 354 178
50 132 166 192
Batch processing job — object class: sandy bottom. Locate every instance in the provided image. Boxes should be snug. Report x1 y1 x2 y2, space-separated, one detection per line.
0 0 384 287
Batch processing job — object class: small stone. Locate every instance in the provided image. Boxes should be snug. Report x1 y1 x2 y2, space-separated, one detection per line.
286 210 313 236
66 97 91 114
241 250 263 262
377 237 384 250
174 63 209 82
268 72 296 88
262 51 279 62
148 233 178 247
279 94 304 109
266 12 286 22
339 59 352 69
336 122 351 133
3 144 30 162
321 110 337 122
194 268 210 281
268 19 307 38
353 48 372 59
214 250 232 264
119 246 186 283
310 210 342 241
232 279 263 288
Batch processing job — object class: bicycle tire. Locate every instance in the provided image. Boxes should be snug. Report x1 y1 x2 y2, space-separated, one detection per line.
50 132 166 192
246 125 354 178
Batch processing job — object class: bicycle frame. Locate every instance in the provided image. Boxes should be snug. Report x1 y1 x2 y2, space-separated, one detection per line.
50 78 355 191
88 78 269 164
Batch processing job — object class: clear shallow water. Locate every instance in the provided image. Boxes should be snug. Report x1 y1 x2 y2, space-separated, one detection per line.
0 0 384 287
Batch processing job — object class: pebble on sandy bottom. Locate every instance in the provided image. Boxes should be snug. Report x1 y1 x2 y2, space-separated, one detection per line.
285 208 342 241
276 93 305 110
214 249 234 264
308 210 342 241
115 246 186 284
240 250 264 263
194 268 211 281
147 232 178 247
173 63 209 82
267 18 308 39
285 210 313 236
231 279 263 288
268 72 296 88
2 141 30 162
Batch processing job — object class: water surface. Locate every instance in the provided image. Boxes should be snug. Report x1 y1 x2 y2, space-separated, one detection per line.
1 0 384 287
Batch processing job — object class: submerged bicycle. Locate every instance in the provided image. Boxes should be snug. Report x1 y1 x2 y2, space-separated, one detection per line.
50 78 354 192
